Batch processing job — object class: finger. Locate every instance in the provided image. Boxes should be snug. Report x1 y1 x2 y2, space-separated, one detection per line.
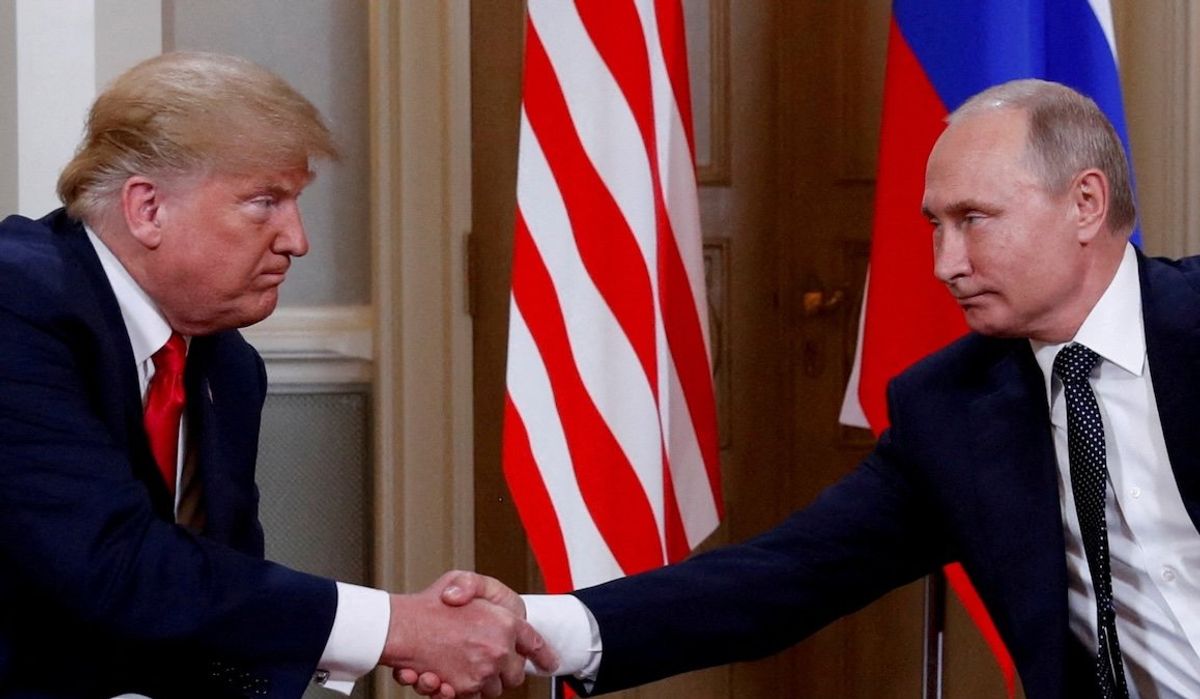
393 668 441 697
438 683 458 699
498 649 527 689
416 672 445 695
481 675 503 699
462 575 524 616
516 621 559 674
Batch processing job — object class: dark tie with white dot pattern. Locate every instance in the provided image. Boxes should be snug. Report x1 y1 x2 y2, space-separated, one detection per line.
1053 343 1129 699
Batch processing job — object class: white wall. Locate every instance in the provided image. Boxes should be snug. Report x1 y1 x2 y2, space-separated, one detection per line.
0 0 159 218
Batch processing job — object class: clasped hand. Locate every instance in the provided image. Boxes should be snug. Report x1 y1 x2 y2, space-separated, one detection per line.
383 571 556 698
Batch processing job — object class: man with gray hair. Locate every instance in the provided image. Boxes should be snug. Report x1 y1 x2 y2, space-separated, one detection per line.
412 79 1200 699
0 52 552 698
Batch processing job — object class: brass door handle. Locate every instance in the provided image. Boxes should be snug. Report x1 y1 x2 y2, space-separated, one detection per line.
801 288 845 317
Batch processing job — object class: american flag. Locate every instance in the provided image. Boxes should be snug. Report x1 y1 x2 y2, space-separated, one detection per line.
502 0 722 593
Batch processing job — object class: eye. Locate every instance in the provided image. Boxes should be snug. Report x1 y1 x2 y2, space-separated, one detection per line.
251 196 278 209
963 211 987 226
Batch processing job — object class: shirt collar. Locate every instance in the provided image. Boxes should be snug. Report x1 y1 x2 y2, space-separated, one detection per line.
1031 243 1145 397
85 226 174 365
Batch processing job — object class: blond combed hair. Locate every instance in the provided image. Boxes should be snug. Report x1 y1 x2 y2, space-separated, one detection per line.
58 51 338 223
949 78 1136 235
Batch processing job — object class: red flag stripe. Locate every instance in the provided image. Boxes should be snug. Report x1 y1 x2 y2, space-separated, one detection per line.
522 21 660 392
660 242 723 514
660 447 692 563
516 110 669 541
635 0 722 485
580 0 723 522
652 0 697 157
575 0 656 166
505 300 626 585
568 0 715 547
858 19 967 432
502 396 574 593
512 213 666 575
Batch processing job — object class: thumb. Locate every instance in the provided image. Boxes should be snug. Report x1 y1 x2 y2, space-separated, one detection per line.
437 570 482 606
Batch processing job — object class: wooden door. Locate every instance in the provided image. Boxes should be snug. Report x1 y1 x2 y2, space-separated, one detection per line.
470 2 1012 697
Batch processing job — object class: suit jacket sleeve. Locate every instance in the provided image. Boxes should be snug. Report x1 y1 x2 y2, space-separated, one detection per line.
571 383 952 695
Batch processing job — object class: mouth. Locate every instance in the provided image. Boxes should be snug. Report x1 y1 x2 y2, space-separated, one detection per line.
257 268 289 288
951 290 992 307
259 259 290 280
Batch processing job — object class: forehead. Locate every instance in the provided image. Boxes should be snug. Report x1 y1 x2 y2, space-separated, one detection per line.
923 109 1036 210
197 164 315 194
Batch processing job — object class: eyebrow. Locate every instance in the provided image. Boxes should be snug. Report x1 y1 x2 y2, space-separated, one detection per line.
254 170 316 196
921 198 993 220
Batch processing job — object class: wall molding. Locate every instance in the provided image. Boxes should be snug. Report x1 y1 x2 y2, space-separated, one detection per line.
240 305 373 387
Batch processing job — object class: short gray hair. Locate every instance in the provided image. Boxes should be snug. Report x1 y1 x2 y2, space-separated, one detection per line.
949 78 1136 235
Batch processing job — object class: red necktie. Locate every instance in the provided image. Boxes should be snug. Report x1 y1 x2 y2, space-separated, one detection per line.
144 333 187 495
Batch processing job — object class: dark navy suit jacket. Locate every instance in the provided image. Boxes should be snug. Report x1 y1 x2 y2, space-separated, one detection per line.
0 210 337 698
572 251 1200 699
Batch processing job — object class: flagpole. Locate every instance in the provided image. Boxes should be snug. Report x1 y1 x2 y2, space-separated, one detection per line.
550 676 565 699
922 569 946 699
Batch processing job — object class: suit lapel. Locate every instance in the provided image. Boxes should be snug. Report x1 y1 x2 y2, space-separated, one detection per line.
55 213 176 519
967 342 1070 695
184 333 267 554
1139 252 1200 532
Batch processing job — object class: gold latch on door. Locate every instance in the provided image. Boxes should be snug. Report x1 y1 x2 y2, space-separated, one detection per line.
801 288 845 317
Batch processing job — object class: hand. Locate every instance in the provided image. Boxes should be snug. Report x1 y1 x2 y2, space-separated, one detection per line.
392 571 558 697
438 570 528 621
382 571 556 698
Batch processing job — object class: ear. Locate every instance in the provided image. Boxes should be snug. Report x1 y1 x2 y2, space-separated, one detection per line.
120 176 165 250
1072 169 1109 242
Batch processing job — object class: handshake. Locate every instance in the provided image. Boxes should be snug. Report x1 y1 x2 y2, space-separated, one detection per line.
382 570 559 699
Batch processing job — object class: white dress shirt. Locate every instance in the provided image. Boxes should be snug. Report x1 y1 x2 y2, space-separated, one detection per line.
86 230 389 696
529 245 1200 694
1031 244 1200 698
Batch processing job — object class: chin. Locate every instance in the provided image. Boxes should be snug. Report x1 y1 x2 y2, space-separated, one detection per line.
238 314 272 329
963 312 1019 338
241 295 280 328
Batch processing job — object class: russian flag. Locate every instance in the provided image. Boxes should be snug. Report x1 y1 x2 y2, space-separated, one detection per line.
840 0 1135 694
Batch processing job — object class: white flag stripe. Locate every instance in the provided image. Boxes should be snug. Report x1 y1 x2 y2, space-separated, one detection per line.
664 354 721 545
506 301 625 585
635 0 714 360
528 0 661 274
839 269 872 429
517 113 668 535
639 0 721 546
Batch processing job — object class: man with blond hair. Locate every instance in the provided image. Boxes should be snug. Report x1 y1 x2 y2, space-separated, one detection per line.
0 52 551 698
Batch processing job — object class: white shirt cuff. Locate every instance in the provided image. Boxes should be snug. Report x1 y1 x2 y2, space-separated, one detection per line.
315 582 391 694
522 594 602 681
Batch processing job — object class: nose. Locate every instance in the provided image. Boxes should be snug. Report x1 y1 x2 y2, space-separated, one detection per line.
933 226 970 284
273 203 310 257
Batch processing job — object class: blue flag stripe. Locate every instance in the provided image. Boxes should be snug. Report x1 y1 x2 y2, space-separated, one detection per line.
894 0 1138 242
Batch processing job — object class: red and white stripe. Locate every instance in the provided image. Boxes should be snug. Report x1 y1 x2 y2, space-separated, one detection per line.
503 0 722 593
